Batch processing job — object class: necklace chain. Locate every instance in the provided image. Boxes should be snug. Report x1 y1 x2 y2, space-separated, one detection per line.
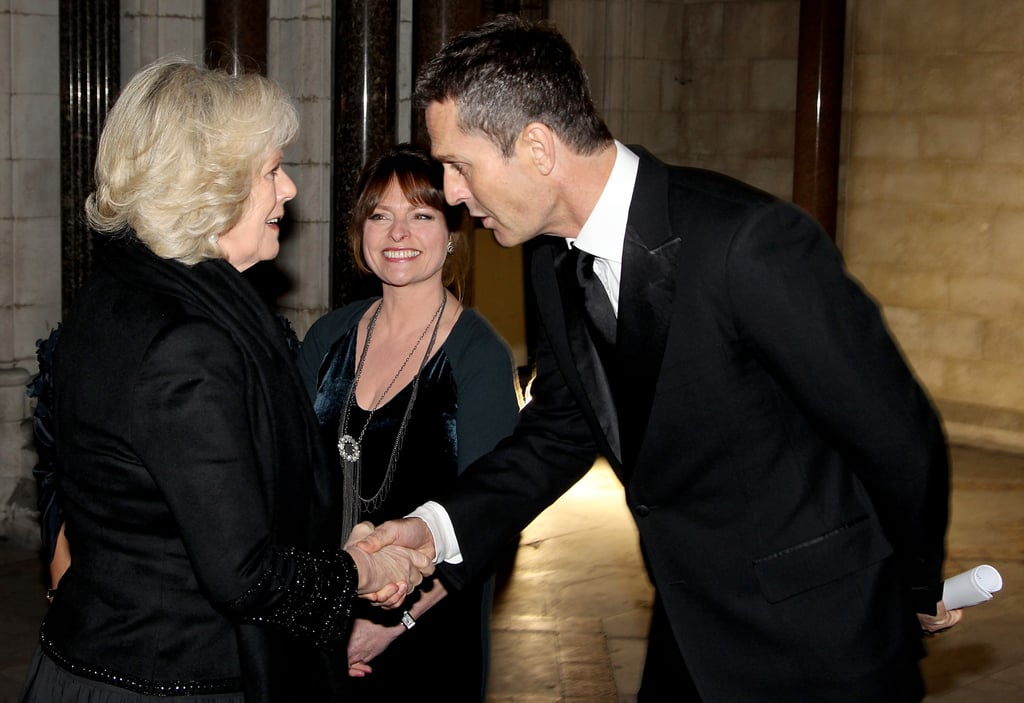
337 291 448 521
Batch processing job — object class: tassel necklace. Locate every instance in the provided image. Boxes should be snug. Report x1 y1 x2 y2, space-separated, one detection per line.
336 291 448 536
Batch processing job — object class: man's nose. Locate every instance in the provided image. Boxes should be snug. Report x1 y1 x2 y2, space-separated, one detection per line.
444 174 468 206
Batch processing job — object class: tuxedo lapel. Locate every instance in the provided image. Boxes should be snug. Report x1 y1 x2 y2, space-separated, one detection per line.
618 228 680 465
540 243 622 464
616 150 681 467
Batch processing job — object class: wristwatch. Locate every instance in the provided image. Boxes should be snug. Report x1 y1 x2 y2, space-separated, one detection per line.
400 610 416 630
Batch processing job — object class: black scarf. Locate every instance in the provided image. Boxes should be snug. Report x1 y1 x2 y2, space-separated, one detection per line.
101 235 341 548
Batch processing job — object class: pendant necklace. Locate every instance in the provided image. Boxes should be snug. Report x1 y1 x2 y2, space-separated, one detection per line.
336 291 448 535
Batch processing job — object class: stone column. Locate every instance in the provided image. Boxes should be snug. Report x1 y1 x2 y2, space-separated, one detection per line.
204 2 287 303
410 1 482 147
59 0 119 315
204 0 268 74
408 1 483 307
792 0 846 241
410 2 545 145
330 0 398 308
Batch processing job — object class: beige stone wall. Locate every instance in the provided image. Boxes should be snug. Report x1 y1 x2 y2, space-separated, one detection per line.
844 0 1024 451
553 0 1024 453
551 0 800 199
265 2 334 336
1 0 60 546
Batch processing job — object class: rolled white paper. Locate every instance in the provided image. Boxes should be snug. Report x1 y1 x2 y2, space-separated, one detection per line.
942 564 1003 610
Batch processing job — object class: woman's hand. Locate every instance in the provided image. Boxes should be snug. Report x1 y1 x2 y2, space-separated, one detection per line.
344 522 434 608
346 617 404 677
48 523 71 604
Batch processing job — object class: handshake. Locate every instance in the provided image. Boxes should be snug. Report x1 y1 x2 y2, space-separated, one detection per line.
341 518 437 608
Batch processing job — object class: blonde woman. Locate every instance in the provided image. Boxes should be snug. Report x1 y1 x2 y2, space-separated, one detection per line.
20 58 430 703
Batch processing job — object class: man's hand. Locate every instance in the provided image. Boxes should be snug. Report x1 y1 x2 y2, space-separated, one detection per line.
356 518 437 563
918 600 963 635
347 518 437 607
343 521 434 608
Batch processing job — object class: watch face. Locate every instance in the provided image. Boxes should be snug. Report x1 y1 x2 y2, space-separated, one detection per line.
401 611 416 629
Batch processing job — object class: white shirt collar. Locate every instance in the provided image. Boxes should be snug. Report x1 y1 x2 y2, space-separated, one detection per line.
569 141 639 262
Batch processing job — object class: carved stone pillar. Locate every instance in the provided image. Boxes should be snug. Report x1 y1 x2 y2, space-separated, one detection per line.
792 0 846 242
205 1 268 74
410 1 482 147
330 0 398 308
59 0 119 316
204 2 284 302
411 2 545 145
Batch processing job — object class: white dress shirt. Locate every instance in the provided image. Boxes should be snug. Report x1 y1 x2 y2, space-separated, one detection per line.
567 140 639 314
410 141 641 564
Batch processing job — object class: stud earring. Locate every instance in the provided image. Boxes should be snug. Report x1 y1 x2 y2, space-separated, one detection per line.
209 234 219 246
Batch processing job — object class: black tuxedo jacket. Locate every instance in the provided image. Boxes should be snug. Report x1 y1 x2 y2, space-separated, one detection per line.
441 148 949 700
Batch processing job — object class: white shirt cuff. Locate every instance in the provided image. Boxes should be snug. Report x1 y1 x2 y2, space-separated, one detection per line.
408 501 463 565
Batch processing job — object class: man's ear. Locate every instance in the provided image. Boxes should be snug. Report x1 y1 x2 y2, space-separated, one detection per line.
520 122 556 176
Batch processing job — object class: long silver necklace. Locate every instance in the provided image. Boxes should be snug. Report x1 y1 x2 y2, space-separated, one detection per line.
337 291 448 535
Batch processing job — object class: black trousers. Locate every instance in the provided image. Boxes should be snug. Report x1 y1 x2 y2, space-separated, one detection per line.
638 594 703 702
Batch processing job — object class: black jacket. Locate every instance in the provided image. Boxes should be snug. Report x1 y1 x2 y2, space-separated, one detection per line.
440 148 950 701
42 236 355 701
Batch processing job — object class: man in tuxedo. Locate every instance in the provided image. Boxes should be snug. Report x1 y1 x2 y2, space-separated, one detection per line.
361 15 961 701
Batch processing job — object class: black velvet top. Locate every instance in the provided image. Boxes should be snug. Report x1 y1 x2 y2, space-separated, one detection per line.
299 299 520 479
315 327 459 523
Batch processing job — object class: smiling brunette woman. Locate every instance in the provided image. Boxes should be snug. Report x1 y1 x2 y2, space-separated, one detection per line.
297 144 519 701
19 57 432 703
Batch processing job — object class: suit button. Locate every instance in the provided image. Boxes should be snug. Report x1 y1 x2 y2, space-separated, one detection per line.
635 505 651 517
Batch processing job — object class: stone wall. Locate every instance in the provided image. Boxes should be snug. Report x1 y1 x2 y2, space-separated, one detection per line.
843 0 1024 452
551 0 800 199
1 0 61 547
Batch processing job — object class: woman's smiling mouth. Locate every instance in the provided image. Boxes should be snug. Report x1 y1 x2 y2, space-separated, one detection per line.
383 249 420 260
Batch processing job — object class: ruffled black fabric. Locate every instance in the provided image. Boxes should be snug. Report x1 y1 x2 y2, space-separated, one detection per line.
273 312 300 357
27 325 62 561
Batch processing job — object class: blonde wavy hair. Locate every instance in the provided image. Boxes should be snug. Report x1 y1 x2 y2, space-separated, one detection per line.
85 56 298 264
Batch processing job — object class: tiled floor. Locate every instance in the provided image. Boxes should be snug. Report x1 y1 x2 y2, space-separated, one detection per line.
1 445 1021 702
